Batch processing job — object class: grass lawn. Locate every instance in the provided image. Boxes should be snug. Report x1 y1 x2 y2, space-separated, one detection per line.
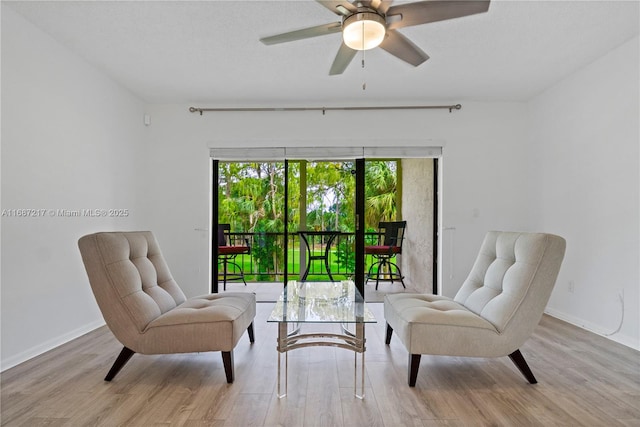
219 248 395 283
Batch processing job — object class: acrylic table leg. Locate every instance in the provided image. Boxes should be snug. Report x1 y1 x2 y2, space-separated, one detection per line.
277 322 288 398
354 323 365 399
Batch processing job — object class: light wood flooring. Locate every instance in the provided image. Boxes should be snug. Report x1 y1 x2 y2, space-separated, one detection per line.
2 302 639 426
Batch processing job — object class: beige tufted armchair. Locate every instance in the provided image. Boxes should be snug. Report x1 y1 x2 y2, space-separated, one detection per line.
78 231 256 383
384 231 566 386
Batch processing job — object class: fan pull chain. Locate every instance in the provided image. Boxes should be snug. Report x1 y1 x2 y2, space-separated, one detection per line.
362 50 366 90
361 22 366 91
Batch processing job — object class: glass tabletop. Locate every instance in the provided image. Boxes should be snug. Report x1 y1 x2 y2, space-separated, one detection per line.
268 281 376 324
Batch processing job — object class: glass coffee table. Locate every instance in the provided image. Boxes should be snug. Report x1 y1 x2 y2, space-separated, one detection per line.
268 280 376 399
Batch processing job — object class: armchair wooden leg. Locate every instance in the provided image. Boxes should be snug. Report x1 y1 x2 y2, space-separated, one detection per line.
105 346 135 381
409 354 421 387
221 351 234 383
508 349 538 384
247 322 255 343
385 323 393 345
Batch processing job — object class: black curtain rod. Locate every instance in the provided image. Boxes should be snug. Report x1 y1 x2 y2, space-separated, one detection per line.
188 104 462 115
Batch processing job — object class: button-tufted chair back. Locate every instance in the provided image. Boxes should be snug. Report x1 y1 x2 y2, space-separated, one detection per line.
454 231 566 337
79 231 187 348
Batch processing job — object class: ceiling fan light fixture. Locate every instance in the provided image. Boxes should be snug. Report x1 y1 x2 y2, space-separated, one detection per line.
343 12 386 51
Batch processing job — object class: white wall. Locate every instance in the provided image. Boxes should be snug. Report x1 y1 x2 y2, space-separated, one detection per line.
142 101 531 299
528 36 640 350
1 7 146 369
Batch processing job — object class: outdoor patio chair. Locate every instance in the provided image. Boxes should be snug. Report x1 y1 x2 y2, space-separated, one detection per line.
218 224 251 290
365 221 407 290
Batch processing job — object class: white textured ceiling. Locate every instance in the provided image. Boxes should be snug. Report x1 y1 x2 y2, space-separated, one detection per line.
5 0 639 105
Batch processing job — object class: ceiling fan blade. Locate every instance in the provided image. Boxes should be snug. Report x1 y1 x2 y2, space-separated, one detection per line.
260 22 342 45
329 42 357 75
316 0 357 16
386 0 490 30
379 30 429 67
360 0 394 14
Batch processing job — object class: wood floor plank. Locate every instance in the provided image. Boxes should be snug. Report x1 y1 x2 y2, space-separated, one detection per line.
183 383 228 424
339 386 384 427
304 346 344 427
367 360 441 425
263 355 309 426
223 393 271 427
16 417 70 427
2 302 639 427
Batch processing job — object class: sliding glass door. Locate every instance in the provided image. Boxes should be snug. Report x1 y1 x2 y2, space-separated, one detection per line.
211 156 365 296
210 146 439 298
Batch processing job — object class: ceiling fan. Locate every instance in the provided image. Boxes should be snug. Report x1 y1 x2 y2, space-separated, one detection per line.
260 0 490 75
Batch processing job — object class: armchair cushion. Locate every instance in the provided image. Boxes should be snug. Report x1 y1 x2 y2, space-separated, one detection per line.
384 293 503 357
364 245 402 255
139 293 256 354
218 246 250 256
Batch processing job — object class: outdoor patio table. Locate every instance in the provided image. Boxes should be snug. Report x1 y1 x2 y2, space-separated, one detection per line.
297 230 344 281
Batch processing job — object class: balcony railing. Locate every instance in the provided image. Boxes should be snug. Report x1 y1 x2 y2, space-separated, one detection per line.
220 231 384 282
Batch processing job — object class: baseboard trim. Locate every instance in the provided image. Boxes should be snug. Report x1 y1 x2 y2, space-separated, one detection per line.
545 308 639 351
1 320 106 372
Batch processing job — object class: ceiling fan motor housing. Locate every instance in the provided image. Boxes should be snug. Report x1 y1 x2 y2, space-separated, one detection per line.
342 11 387 50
